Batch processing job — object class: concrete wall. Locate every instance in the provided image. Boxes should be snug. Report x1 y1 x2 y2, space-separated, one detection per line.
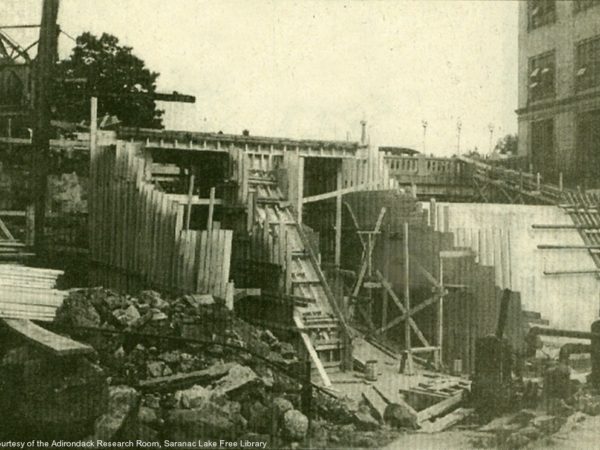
431 202 599 331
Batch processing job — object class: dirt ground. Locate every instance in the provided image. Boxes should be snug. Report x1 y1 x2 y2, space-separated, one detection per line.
384 430 474 449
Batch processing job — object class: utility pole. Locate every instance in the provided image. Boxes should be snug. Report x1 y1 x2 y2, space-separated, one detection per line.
32 0 60 253
421 120 428 154
488 123 495 154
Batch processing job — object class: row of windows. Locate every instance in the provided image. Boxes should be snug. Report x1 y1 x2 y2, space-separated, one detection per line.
528 0 600 31
528 35 600 102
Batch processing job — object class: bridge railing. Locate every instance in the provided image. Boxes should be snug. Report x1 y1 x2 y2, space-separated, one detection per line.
383 155 468 185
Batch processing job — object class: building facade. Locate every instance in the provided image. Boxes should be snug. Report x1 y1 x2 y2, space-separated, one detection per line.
518 0 600 188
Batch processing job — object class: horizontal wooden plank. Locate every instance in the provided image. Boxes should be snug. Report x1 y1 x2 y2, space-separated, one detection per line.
2 319 93 357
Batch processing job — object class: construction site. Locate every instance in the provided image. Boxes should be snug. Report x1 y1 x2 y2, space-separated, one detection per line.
2 1 600 449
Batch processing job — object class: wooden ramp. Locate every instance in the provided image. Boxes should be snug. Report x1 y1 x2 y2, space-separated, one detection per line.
249 170 351 384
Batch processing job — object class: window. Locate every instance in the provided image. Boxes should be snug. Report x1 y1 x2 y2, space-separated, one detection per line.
576 110 600 188
531 119 556 181
576 36 600 92
574 0 600 13
528 51 555 102
528 0 556 31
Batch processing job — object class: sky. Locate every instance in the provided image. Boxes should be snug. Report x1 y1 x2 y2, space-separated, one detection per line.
3 0 519 157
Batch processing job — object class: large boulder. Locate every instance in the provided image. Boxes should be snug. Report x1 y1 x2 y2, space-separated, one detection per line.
283 409 309 441
55 291 101 328
175 385 214 409
384 403 418 429
272 397 294 422
93 386 140 441
213 364 259 396
246 401 271 433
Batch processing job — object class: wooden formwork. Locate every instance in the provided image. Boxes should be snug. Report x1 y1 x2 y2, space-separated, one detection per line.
89 141 233 299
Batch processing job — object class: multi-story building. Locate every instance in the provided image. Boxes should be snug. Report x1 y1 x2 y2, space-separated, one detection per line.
517 0 600 188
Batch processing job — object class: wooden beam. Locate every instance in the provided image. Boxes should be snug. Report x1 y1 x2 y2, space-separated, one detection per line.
416 391 464 423
544 269 600 276
538 244 600 250
439 250 474 258
302 182 379 204
376 294 442 334
413 259 443 290
335 163 342 266
375 270 430 347
2 318 93 357
351 208 386 298
185 173 195 231
0 218 15 241
207 187 216 232
343 202 366 248
167 194 223 206
403 222 414 374
294 314 331 387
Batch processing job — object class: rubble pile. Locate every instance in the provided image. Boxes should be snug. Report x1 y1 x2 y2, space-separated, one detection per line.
4 287 395 448
469 371 600 449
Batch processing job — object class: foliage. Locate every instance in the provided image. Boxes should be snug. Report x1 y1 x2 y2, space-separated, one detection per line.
52 32 163 128
494 134 518 155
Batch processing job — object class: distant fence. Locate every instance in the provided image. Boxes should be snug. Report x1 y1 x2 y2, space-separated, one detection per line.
89 141 233 300
383 155 468 186
341 149 400 190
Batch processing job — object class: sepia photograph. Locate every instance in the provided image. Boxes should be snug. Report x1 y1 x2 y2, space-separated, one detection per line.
1 0 600 448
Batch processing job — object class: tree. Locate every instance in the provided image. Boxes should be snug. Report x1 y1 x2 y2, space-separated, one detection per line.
494 134 518 155
52 32 163 128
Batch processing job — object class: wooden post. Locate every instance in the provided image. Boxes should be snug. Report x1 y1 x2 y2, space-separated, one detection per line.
207 186 215 233
403 222 414 375
381 229 389 331
430 198 437 230
25 204 35 246
335 161 342 266
297 155 304 223
89 97 98 256
32 0 60 254
7 117 11 152
559 172 563 192
437 256 444 368
185 173 195 230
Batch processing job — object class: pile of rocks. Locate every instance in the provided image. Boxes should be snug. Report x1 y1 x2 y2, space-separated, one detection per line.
469 381 600 449
51 288 359 446
0 287 405 447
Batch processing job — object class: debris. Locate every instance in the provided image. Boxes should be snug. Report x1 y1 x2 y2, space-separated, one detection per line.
212 364 259 396
175 384 214 409
138 362 236 391
283 409 309 441
384 402 418 429
353 409 380 431
420 407 474 433
93 386 139 441
273 397 294 421
165 398 246 440
362 387 387 422
146 361 169 378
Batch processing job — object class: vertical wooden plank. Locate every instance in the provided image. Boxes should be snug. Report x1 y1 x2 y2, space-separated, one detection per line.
207 187 216 232
297 156 304 223
335 162 342 266
196 230 207 293
185 173 195 231
220 230 233 299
